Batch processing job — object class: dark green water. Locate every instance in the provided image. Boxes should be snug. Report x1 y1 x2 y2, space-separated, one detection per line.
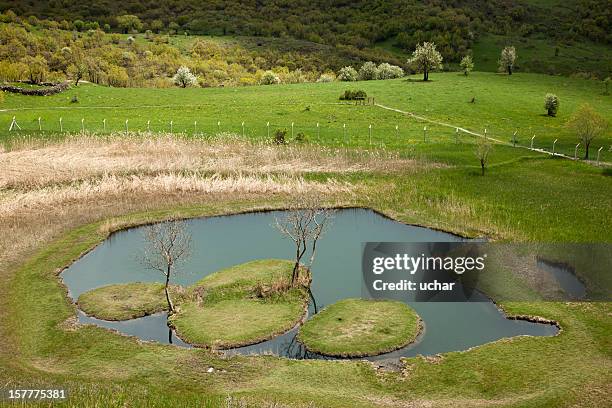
62 208 558 361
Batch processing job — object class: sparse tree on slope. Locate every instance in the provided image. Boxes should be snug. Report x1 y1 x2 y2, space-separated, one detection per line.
566 104 608 159
475 138 493 176
173 66 197 88
544 93 559 117
460 55 474 76
499 46 516 75
408 42 443 81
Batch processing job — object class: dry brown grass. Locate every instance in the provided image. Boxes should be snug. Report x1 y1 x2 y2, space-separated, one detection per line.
0 133 431 190
0 133 382 268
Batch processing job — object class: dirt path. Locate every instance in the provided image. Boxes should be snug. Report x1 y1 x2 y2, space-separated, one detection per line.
375 102 610 166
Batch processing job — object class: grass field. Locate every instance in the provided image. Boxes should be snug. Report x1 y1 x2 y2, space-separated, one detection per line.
1 71 611 406
2 72 609 160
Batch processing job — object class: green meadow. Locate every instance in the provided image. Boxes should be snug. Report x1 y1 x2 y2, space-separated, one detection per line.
2 72 610 159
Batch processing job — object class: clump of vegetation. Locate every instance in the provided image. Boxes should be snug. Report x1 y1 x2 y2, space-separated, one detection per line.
339 89 367 101
460 55 474 76
544 93 560 117
408 42 443 81
273 129 287 144
499 46 517 75
337 66 358 82
377 62 404 79
261 70 281 85
566 103 608 159
358 61 379 81
294 132 308 143
172 66 197 88
316 73 335 83
70 95 79 103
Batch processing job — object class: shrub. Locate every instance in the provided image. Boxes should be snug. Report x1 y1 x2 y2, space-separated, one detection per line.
377 63 404 79
273 129 287 144
544 93 559 116
294 132 308 143
317 73 335 83
498 46 517 75
337 66 358 81
70 95 79 103
358 61 379 80
339 89 367 100
261 70 280 85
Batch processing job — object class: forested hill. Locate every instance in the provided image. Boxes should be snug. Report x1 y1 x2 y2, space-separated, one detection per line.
1 0 609 63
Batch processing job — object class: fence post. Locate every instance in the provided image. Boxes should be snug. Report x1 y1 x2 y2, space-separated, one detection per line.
38 117 42 131
170 121 173 134
455 128 459 143
266 122 270 139
316 122 319 140
369 124 372 146
194 121 197 134
512 130 517 147
484 128 487 140
103 119 106 132
81 118 85 132
574 143 580 160
242 121 245 137
291 122 294 139
343 123 346 144
395 125 399 139
59 117 63 132
125 119 129 133
597 146 603 165
217 120 221 133
423 126 427 142
147 120 150 132
531 134 536 149
552 139 558 155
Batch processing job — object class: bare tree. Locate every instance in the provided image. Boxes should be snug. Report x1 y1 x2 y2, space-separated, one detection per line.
274 202 335 287
475 138 493 176
140 221 192 313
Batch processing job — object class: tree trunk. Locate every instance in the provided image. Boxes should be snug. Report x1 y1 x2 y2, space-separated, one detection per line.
480 159 485 175
165 268 174 313
584 141 590 160
423 69 428 81
508 66 512 75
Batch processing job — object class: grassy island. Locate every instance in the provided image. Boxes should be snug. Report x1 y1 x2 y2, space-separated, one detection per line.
298 298 422 357
170 259 310 348
77 282 174 321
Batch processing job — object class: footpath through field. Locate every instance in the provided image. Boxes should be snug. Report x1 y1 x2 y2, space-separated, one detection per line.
375 103 611 167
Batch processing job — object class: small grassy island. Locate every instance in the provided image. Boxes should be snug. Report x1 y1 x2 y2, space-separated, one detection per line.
76 259 309 348
170 259 309 348
77 282 175 321
298 298 422 357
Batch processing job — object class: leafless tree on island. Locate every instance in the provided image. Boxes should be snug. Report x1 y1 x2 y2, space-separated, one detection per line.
140 220 192 314
274 200 335 312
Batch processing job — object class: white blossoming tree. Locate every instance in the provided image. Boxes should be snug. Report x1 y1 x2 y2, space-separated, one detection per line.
408 42 443 81
173 66 197 88
460 55 474 76
499 46 516 75
337 66 358 81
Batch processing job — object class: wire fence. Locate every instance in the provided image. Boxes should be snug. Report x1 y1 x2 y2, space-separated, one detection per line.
1 114 609 163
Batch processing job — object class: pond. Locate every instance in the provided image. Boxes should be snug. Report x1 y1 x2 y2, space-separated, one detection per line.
61 208 558 362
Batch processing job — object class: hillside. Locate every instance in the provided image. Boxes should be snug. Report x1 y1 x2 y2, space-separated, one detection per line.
0 0 610 78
